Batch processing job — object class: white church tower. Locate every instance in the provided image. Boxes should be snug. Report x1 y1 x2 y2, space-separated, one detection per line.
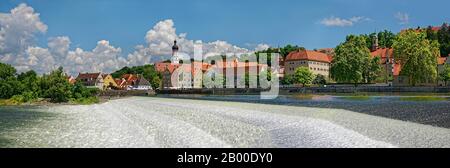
171 40 180 64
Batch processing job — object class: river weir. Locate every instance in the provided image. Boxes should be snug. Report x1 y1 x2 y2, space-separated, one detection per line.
1 96 449 148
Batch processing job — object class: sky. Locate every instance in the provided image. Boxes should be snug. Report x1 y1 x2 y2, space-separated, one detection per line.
0 0 449 75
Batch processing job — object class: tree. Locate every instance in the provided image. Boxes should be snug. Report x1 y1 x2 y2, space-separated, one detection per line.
378 30 396 48
17 70 39 93
0 62 16 80
363 56 382 83
293 67 314 87
437 23 450 57
330 35 371 86
393 30 440 86
44 67 72 102
439 64 450 86
281 74 294 85
142 65 162 89
0 77 23 99
312 74 327 86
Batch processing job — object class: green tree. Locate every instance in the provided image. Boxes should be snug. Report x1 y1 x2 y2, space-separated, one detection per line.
18 70 39 93
437 23 450 57
281 74 294 85
0 77 23 99
293 67 314 87
0 62 16 80
331 35 371 86
312 74 327 86
378 30 396 48
393 30 440 86
142 65 162 89
439 64 450 86
363 56 382 83
44 67 72 102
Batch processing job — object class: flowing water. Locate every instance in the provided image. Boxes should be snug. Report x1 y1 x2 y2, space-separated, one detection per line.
0 95 449 148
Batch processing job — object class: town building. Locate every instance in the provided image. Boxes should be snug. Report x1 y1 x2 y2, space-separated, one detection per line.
132 75 152 90
156 40 268 89
370 35 448 86
102 74 118 90
76 72 104 89
284 49 332 78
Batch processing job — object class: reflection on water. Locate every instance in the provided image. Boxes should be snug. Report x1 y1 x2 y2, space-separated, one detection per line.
160 94 450 128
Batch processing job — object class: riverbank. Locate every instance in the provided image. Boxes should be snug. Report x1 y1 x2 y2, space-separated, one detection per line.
1 97 449 148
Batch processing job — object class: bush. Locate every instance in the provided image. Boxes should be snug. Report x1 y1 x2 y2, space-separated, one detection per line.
70 96 100 105
313 74 327 86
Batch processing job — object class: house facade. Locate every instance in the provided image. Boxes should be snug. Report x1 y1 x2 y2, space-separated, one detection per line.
284 50 332 78
156 41 268 89
76 73 104 89
102 74 118 90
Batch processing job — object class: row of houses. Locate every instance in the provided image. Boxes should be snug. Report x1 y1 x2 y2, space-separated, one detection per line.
69 73 152 90
157 34 449 89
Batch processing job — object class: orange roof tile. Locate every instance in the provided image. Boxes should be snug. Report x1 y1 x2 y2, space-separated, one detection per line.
285 50 331 63
438 57 447 65
371 48 394 64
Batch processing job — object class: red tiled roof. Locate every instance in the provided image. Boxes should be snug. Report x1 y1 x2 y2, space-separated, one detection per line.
438 57 447 65
76 73 101 80
371 48 394 64
285 50 331 63
393 64 401 76
156 62 181 73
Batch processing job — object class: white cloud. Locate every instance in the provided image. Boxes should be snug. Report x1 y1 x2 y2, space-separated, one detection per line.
144 19 260 58
0 3 47 54
254 44 270 52
0 4 268 76
48 36 71 58
320 16 368 27
395 12 409 25
64 40 126 74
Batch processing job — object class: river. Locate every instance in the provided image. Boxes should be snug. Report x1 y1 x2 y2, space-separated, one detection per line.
0 96 449 148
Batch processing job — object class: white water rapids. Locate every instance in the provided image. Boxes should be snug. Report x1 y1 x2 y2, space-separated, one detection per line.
5 97 450 147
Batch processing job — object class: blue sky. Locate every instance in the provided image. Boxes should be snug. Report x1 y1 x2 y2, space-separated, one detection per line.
0 0 449 74
1 0 449 53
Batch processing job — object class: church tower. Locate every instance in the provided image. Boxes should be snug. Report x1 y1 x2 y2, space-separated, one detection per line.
171 40 180 64
372 35 379 52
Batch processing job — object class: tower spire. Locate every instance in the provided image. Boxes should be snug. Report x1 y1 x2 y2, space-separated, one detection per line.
171 40 180 64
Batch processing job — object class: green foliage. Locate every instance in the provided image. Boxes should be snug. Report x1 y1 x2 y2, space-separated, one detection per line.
17 70 39 93
362 30 396 49
312 74 327 85
437 23 450 56
0 62 16 80
393 30 439 86
281 75 294 85
203 71 225 88
70 96 100 105
40 67 73 103
293 67 314 87
363 56 382 83
331 35 371 85
71 81 99 99
439 64 450 85
0 77 24 99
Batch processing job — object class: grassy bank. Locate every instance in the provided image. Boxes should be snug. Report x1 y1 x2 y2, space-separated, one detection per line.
0 96 100 106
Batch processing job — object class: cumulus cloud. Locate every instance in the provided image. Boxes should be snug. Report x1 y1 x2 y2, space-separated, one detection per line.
254 44 270 52
395 12 409 25
320 16 368 27
0 4 267 75
144 19 262 58
0 3 47 54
